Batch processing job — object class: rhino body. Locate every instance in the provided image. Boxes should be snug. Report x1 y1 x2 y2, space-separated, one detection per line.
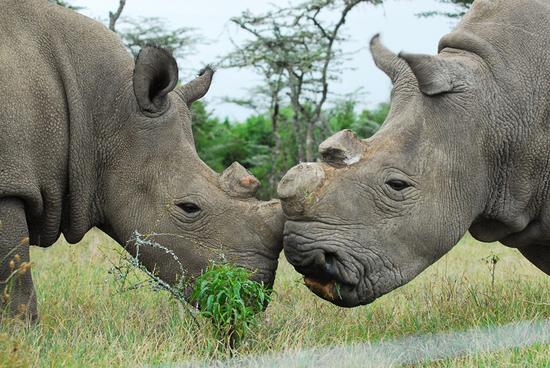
0 0 283 320
278 0 550 307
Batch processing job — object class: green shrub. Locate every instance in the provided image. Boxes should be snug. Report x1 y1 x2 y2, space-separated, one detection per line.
190 262 272 349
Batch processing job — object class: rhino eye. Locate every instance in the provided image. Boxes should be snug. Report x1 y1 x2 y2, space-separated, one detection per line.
178 202 202 215
386 179 411 191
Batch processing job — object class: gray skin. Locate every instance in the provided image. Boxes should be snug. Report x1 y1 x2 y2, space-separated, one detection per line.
277 0 550 308
0 0 283 321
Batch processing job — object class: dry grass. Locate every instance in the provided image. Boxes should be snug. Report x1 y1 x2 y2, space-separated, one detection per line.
0 230 548 367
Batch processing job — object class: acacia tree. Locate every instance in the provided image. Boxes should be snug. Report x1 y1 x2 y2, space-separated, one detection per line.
419 0 474 18
48 0 83 10
106 0 199 59
52 1 199 62
226 0 382 169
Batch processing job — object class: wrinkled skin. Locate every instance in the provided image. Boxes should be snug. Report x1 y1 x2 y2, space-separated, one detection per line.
278 0 550 307
0 0 283 321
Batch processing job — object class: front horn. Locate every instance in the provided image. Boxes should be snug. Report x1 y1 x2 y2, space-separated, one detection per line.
219 162 260 198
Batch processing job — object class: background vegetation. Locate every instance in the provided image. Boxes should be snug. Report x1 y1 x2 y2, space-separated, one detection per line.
191 100 389 198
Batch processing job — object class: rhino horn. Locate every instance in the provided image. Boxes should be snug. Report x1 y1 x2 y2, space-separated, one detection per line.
277 163 326 217
398 52 456 96
370 34 411 84
176 66 215 106
319 129 364 167
220 162 260 198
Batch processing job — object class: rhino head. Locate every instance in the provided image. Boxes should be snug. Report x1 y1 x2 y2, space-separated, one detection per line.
277 35 496 307
96 46 284 293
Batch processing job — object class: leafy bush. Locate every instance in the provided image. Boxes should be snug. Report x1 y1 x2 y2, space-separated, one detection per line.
190 262 272 349
109 233 272 350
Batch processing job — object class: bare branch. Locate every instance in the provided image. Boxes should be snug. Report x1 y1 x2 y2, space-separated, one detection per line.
109 0 126 32
225 0 379 162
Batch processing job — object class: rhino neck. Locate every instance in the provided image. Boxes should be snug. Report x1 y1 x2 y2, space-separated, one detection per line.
468 83 550 246
471 113 550 246
444 1 550 246
48 5 135 243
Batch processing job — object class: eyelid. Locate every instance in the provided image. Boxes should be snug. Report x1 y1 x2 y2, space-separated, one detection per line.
178 202 201 214
172 195 208 220
382 168 418 186
386 179 410 191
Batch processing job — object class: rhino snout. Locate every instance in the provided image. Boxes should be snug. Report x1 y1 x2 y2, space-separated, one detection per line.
277 163 326 217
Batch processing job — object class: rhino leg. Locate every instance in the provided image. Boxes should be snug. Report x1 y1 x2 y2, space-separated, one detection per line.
0 198 38 323
519 244 550 275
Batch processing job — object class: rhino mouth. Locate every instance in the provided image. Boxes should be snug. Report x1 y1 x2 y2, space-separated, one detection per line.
304 276 337 300
283 220 376 307
302 274 364 307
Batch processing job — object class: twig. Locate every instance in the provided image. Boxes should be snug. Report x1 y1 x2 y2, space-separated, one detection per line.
109 0 126 32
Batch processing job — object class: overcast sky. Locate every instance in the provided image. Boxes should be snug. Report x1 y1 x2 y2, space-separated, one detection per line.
71 0 460 120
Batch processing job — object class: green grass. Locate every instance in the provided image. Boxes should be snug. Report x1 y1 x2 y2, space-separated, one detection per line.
0 230 548 367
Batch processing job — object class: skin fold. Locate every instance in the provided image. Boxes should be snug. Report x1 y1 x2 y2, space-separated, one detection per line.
278 0 550 307
0 0 283 321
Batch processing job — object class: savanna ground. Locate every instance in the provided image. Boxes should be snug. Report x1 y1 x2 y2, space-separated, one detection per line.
0 230 548 367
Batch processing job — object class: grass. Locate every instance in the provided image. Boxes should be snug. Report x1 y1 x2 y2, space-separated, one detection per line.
0 230 548 367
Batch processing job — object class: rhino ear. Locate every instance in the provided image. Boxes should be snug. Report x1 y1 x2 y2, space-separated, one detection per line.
398 52 456 96
133 45 179 116
176 66 214 106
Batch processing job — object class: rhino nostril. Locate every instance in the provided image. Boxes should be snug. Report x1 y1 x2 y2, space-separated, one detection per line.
324 253 338 277
313 252 326 270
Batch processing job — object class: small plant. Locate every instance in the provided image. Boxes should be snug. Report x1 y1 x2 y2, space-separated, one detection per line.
482 253 501 292
1 237 33 320
190 262 272 350
108 232 272 351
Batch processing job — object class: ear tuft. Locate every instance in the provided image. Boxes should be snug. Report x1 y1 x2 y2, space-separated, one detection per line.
133 45 179 116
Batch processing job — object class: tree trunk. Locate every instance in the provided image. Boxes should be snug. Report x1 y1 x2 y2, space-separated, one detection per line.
305 121 315 162
268 102 282 194
294 115 306 163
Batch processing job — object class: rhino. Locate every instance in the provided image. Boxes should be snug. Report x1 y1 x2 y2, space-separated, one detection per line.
0 0 283 321
277 0 550 307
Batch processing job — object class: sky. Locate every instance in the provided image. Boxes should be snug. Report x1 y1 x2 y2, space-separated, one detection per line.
71 0 460 121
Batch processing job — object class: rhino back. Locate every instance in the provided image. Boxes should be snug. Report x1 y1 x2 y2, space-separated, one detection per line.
0 0 133 245
441 0 550 90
